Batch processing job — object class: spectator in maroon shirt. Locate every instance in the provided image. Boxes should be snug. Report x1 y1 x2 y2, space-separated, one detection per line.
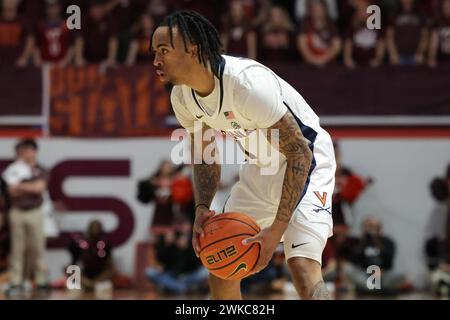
74 0 119 69
428 0 450 67
258 5 298 66
386 0 428 66
34 0 74 66
343 0 385 68
126 12 154 65
0 0 35 66
297 0 341 67
221 0 257 59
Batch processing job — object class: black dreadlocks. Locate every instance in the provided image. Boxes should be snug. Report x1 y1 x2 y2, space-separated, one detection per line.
151 10 224 77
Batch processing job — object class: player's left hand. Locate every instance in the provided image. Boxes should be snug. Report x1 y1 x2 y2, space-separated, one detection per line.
242 227 282 274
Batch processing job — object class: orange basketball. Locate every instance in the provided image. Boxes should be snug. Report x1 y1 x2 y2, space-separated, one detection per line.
199 212 261 280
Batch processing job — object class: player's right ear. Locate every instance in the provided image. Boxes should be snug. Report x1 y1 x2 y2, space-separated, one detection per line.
188 43 199 58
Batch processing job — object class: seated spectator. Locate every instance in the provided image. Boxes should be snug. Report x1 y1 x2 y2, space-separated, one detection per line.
322 224 357 297
145 225 208 295
428 0 450 68
221 0 257 60
68 220 116 292
345 217 411 295
74 1 118 69
0 0 35 66
386 0 428 66
258 6 298 65
297 0 341 67
126 13 155 65
34 0 74 67
343 0 385 68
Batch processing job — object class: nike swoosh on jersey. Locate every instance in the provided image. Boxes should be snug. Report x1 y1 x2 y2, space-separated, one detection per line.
291 242 309 249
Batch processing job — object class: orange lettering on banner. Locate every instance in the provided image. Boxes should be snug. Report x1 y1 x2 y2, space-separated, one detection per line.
115 78 132 129
50 67 64 98
101 95 117 133
66 66 84 95
86 65 96 88
53 95 82 135
87 90 100 130
135 72 150 127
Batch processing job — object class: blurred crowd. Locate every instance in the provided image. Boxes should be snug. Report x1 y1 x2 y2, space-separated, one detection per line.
0 138 449 299
1 0 450 69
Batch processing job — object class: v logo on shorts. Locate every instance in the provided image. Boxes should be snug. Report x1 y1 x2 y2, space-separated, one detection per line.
313 191 328 206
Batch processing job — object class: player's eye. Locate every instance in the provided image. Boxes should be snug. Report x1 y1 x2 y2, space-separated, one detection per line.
161 48 169 55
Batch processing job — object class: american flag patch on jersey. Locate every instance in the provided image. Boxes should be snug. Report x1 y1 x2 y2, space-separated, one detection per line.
224 111 235 120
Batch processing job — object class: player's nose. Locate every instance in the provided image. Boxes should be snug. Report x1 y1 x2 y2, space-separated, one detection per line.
153 53 162 68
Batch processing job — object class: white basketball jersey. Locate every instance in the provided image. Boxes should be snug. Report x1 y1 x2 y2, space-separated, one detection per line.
171 55 336 208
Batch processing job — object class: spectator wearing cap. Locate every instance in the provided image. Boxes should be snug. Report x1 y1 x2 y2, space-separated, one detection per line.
2 139 50 298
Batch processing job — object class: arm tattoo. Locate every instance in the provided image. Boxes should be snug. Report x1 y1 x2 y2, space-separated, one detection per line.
191 133 221 208
268 111 312 224
193 163 221 208
311 280 332 300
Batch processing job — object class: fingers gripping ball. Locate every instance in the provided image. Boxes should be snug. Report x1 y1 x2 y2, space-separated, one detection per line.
198 212 261 280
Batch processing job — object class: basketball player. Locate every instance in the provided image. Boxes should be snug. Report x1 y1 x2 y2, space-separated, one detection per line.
151 11 336 300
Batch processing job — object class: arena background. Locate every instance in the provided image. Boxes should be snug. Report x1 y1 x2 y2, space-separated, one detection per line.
0 0 449 300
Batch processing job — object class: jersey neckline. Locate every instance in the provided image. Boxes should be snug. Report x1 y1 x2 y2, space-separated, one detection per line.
190 57 226 119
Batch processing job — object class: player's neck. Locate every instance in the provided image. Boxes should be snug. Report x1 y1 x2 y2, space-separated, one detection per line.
188 65 215 98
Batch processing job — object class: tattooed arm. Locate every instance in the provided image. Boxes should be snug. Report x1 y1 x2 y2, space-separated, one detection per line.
190 123 221 256
243 111 312 272
270 111 312 228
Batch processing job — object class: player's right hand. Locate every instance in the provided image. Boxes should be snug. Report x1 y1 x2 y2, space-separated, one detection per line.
192 206 215 257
